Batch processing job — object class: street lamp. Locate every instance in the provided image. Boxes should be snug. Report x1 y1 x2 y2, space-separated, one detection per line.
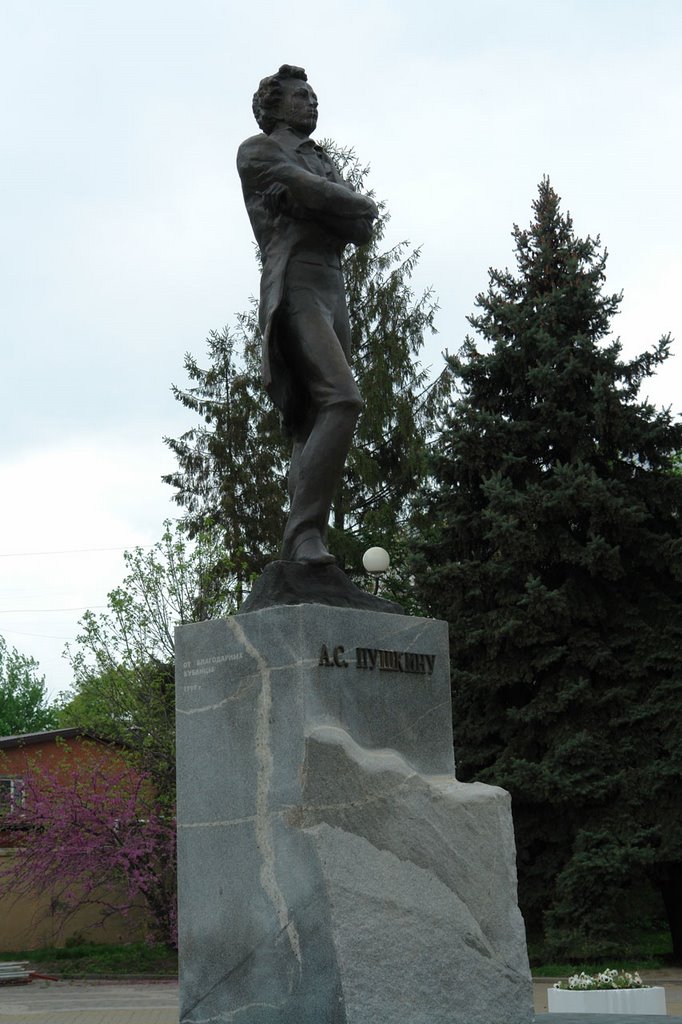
362 546 390 595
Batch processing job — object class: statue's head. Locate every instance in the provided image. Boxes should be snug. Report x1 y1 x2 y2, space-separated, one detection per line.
253 64 318 136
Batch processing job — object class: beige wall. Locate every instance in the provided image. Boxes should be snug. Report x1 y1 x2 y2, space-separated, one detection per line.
0 848 149 952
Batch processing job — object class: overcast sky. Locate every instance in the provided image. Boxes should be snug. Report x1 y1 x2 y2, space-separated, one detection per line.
1 0 681 699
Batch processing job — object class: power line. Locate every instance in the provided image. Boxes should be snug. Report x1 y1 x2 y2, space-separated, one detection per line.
0 545 143 558
0 627 76 641
0 606 107 614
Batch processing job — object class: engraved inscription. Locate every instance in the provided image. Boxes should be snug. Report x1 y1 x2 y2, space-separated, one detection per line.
356 647 436 675
181 651 244 681
318 644 349 668
319 643 436 675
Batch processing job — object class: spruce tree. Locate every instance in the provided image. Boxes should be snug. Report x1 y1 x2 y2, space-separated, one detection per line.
414 179 682 958
165 147 451 605
325 146 448 588
163 311 288 597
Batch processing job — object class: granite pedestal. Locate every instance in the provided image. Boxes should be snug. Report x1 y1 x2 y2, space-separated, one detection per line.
175 604 533 1024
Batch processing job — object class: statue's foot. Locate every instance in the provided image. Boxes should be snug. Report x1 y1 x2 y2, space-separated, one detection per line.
281 530 336 566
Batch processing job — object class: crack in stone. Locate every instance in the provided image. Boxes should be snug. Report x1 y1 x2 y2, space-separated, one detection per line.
182 915 298 1020
271 657 320 672
188 1005 282 1024
374 616 434 648
178 815 257 829
229 617 302 972
384 697 452 750
286 775 416 821
177 677 260 714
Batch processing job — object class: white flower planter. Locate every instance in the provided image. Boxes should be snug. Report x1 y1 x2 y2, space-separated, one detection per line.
547 984 667 1015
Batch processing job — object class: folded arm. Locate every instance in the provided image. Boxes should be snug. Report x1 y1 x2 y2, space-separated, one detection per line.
237 135 378 226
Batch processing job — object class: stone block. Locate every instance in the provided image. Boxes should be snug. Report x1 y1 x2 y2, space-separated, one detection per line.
175 604 533 1024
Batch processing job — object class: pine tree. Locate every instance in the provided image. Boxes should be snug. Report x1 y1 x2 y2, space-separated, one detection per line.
164 146 451 606
414 179 682 958
163 312 288 598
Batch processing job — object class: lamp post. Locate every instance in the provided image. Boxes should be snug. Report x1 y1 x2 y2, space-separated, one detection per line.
362 546 390 595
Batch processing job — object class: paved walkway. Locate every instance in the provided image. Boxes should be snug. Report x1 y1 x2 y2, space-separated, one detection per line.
0 975 680 1022
0 980 178 1024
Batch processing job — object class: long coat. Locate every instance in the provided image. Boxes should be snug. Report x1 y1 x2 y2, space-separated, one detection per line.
236 125 375 428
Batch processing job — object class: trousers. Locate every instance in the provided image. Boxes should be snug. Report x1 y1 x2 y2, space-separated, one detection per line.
277 256 363 556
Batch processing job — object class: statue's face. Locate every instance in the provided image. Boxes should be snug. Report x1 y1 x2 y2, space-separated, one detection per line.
277 78 318 135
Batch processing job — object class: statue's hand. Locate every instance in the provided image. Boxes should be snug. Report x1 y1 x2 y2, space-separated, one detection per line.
262 182 292 215
363 196 379 220
348 213 377 245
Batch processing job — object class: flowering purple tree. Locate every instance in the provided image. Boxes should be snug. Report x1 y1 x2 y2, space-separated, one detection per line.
1 753 177 947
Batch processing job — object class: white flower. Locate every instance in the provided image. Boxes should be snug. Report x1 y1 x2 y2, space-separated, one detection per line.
555 967 650 992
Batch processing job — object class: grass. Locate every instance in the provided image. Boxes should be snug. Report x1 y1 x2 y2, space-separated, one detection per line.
0 941 178 978
1 932 674 981
531 958 668 977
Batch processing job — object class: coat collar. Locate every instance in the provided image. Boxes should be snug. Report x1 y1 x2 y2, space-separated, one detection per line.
268 124 324 155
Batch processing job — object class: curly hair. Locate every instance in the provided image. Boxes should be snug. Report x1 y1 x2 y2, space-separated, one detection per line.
252 64 308 134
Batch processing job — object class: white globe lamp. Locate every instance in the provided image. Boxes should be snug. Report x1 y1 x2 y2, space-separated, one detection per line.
362 546 390 594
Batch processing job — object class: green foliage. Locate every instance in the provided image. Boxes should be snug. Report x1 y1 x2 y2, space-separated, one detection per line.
324 145 452 598
0 636 57 737
163 313 289 591
164 145 453 608
531 958 667 976
415 179 682 957
59 522 235 802
529 924 672 973
0 942 177 977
